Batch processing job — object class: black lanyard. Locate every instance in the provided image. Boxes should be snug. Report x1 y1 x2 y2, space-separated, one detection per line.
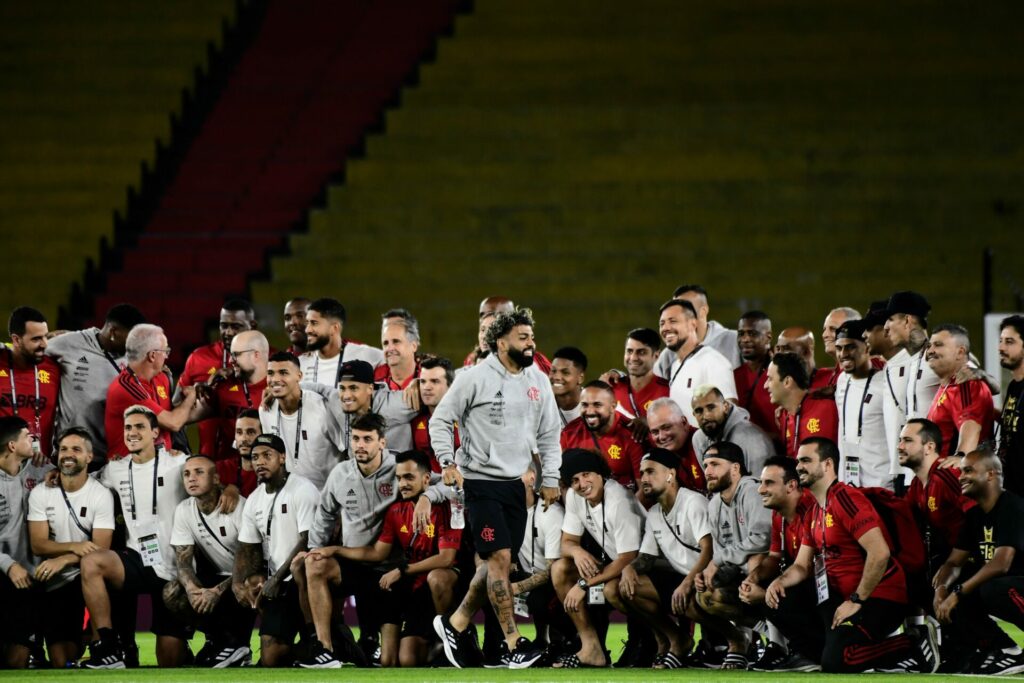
530 497 540 571
669 344 704 387
59 482 91 536
559 409 569 428
95 333 121 372
241 381 252 407
884 365 902 412
194 498 233 554
909 352 925 414
660 502 701 553
128 452 159 522
6 348 41 436
277 399 303 461
265 477 288 536
625 382 641 417
584 499 608 564
841 369 877 439
312 340 348 387
791 397 806 455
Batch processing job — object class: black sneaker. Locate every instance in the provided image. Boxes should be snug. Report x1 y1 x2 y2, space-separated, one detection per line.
433 615 471 669
751 644 821 673
207 644 252 668
123 642 140 668
81 639 125 670
498 637 545 669
976 649 1024 676
332 623 368 667
689 639 727 669
194 640 219 667
908 621 940 674
298 640 343 669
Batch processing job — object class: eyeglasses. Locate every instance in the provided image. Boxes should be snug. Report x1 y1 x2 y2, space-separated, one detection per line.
151 347 172 356
230 349 256 360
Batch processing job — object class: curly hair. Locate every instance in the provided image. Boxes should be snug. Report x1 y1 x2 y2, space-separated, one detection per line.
484 307 535 352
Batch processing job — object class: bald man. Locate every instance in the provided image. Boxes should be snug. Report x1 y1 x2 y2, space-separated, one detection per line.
776 328 832 391
479 296 515 319
464 298 552 373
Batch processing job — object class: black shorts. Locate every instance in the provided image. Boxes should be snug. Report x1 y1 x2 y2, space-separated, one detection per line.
42 578 87 645
118 549 190 639
0 571 40 646
336 558 389 600
381 580 437 640
464 478 527 558
649 569 683 608
259 580 303 642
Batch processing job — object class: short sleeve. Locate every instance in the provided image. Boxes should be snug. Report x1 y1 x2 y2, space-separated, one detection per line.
170 501 194 546
438 509 461 550
238 496 262 545
294 482 319 535
640 516 660 557
835 487 881 541
378 507 397 545
91 486 116 530
769 513 782 554
708 353 737 401
609 492 642 555
27 487 47 522
542 505 564 560
953 382 993 430
561 494 585 537
684 494 712 541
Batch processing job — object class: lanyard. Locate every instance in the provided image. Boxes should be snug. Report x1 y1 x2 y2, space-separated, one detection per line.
909 352 924 414
559 409 569 428
241 381 252 407
59 482 91 536
584 500 608 564
6 349 41 435
791 396 806 455
277 399 303 460
312 340 348 387
841 370 876 439
669 344 704 387
625 381 641 417
884 365 902 412
660 502 701 553
128 452 160 522
265 478 287 536
193 498 233 554
95 333 121 372
530 497 540 571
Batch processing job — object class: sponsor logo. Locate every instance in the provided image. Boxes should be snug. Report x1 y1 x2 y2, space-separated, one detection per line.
229 385 239 392
400 524 408 534
78 356 89 363
417 422 426 430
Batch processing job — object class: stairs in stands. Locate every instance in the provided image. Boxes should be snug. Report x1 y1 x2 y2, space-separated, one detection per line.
0 1 236 327
88 0 463 366
251 0 1024 371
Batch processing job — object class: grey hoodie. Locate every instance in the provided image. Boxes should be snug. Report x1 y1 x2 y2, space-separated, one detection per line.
692 404 775 478
430 354 562 488
707 476 772 570
0 462 42 574
309 449 450 549
303 381 418 455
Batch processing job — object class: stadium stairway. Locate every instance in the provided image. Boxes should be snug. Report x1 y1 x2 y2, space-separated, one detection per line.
250 0 1023 372
0 1 238 329
84 0 464 367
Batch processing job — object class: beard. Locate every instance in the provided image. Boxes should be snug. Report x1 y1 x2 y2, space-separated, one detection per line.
307 334 328 351
508 347 534 368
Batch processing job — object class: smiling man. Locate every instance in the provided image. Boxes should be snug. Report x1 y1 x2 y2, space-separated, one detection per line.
1 307 62 459
561 380 644 491
549 346 587 427
998 315 1024 494
926 325 994 457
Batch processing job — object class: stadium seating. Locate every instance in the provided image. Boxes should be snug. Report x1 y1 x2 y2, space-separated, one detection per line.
0 0 237 328
251 0 1024 371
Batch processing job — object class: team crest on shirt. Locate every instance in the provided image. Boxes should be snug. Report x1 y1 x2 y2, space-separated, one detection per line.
38 370 52 384
207 367 217 376
806 418 821 434
157 386 168 400
608 445 622 460
527 387 540 402
643 400 653 411
825 513 834 528
379 483 393 497
692 465 699 479
928 496 937 512
480 526 495 542
426 523 436 538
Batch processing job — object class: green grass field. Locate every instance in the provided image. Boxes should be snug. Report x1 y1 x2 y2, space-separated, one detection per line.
6 624 1024 681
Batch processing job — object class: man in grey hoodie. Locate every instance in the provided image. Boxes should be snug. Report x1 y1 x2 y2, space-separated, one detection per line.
431 307 560 669
691 385 775 478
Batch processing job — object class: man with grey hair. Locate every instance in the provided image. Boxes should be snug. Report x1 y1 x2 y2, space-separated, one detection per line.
926 324 995 456
691 385 774 477
647 397 706 492
378 308 420 391
104 324 198 459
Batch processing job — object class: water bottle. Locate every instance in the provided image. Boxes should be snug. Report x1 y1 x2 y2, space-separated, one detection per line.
450 487 465 529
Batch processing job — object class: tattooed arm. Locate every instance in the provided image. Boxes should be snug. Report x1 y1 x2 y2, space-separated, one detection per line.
173 544 201 592
512 559 553 596
232 542 265 607
262 532 308 600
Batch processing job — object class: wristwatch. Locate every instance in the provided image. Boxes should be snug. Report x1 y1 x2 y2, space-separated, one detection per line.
951 583 963 595
578 578 589 590
849 593 862 604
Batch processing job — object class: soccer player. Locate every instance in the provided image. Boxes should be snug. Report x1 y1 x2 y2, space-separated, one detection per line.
550 346 587 427
734 311 780 443
27 428 114 668
561 380 644 492
333 359 417 458
883 290 938 423
431 307 559 668
81 406 192 668
1 306 61 461
411 356 459 471
926 324 994 456
104 324 198 459
259 351 344 490
176 299 256 457
774 326 833 390
45 303 145 467
998 315 1024 494
0 416 43 668
232 434 319 667
863 300 897 361
232 408 262 495
764 352 839 458
376 309 420 390
821 306 861 386
658 299 736 427
551 448 644 668
463 297 551 373
299 297 383 387
619 448 712 669
654 285 741 374
612 327 669 431
766 437 937 673
647 397 705 492
283 297 311 356
834 319 892 488
166 454 254 667
317 450 461 667
691 385 774 477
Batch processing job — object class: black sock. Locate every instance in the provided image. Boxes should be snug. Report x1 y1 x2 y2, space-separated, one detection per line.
97 627 118 645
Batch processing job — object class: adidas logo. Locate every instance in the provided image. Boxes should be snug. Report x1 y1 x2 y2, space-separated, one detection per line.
78 356 89 363
495 391 503 398
346 489 356 496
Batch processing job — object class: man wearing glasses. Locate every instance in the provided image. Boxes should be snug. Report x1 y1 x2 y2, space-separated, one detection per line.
104 324 199 459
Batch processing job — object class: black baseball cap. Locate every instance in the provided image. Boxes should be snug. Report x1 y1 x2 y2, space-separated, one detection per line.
640 448 680 471
836 319 869 342
252 434 286 454
884 291 931 322
863 300 890 328
703 441 747 475
338 360 375 385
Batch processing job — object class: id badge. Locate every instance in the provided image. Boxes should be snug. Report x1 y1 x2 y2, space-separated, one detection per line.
813 553 829 605
29 435 40 455
843 456 861 486
588 583 606 605
513 594 530 618
135 520 162 568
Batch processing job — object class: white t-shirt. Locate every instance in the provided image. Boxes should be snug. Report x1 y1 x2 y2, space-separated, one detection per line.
519 499 564 575
667 345 737 427
171 496 246 576
238 474 319 577
640 487 711 576
260 389 343 491
100 451 187 581
836 371 893 488
562 479 644 561
299 344 385 388
558 405 581 431
27 477 115 589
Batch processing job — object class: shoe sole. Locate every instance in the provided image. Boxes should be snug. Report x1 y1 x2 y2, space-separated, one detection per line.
433 615 462 669
508 651 544 670
298 661 343 669
212 648 253 669
82 662 126 670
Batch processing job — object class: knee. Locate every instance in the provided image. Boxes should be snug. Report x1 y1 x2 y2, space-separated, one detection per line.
551 558 574 587
80 550 106 577
305 556 328 582
487 549 511 571
427 569 455 594
291 553 308 579
398 649 418 668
